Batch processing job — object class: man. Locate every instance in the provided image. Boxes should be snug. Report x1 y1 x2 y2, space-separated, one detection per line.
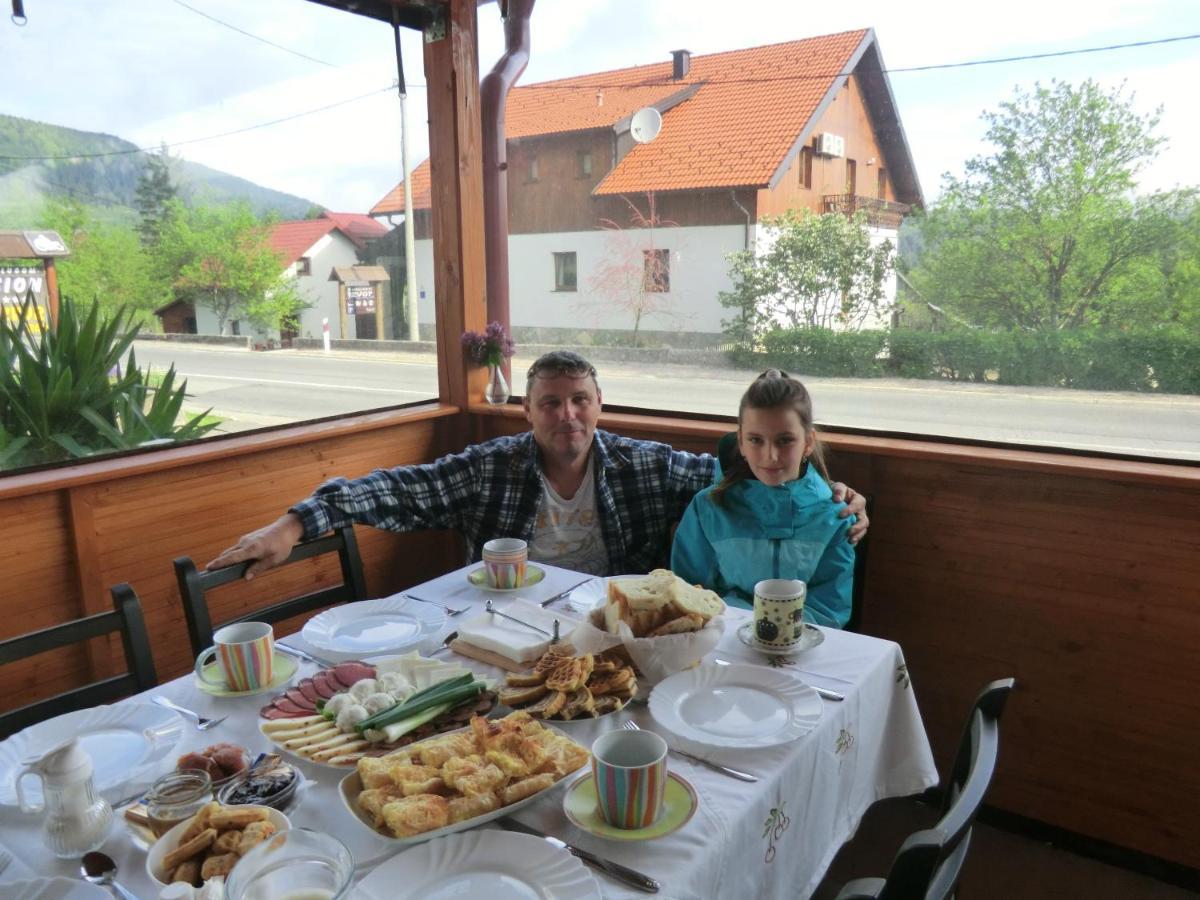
207 351 868 578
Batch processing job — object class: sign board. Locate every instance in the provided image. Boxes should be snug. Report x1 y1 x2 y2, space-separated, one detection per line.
22 231 69 257
1 266 49 333
345 283 376 315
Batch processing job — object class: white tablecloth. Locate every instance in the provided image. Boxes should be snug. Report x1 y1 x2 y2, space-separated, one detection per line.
0 563 938 899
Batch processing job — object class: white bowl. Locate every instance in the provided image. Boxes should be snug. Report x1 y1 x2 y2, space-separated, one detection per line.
145 805 290 887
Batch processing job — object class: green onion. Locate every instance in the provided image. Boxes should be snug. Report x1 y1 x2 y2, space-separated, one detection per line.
355 674 481 732
378 701 454 743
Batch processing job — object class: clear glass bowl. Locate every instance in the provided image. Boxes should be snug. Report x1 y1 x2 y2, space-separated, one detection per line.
223 828 354 900
145 769 212 838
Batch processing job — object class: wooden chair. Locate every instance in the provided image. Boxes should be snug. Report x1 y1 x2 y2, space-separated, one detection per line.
0 584 159 738
716 431 871 631
835 677 1016 900
175 525 368 656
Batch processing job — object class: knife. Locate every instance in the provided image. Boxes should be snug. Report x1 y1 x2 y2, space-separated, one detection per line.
275 642 336 668
499 817 661 893
540 577 596 608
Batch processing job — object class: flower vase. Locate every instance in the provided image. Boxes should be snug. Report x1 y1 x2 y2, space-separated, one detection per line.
484 364 510 404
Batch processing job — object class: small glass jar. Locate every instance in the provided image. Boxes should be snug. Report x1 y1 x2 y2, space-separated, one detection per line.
145 769 212 838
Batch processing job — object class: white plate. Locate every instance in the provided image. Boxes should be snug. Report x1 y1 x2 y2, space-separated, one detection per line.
737 621 825 656
356 830 599 899
302 596 446 656
4 878 109 900
0 702 184 807
338 724 587 845
648 663 822 750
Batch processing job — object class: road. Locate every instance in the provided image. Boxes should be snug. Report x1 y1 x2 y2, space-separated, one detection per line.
131 342 1200 461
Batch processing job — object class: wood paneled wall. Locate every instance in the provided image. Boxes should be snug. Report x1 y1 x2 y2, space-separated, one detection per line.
0 408 466 697
471 404 1200 870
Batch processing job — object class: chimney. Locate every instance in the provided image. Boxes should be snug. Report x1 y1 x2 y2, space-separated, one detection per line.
671 49 691 81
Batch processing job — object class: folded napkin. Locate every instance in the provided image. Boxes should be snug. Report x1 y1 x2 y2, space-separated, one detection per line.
456 600 576 662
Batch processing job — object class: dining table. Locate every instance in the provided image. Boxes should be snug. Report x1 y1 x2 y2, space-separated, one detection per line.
0 561 939 899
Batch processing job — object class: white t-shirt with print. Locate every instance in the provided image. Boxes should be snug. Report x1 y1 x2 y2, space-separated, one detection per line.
530 455 608 575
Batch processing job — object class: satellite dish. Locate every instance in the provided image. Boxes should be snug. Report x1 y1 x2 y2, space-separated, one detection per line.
630 107 663 144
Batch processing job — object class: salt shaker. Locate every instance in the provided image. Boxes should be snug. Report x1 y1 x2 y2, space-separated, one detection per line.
16 737 113 857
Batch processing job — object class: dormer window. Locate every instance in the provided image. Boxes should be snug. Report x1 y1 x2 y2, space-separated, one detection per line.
296 257 312 276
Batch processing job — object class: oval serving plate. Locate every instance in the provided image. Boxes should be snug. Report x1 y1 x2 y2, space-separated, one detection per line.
338 721 588 846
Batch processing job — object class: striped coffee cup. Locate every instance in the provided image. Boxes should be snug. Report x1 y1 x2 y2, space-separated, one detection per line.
591 728 669 829
194 621 274 692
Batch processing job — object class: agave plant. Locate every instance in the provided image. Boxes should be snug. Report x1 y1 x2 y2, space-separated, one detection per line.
0 294 217 470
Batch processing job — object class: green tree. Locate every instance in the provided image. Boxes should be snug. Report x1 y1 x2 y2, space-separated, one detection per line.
38 197 166 325
720 209 894 347
134 143 179 248
911 80 1195 330
159 200 306 335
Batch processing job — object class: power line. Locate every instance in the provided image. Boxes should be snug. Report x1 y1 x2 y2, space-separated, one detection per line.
169 0 340 68
518 32 1200 90
0 85 397 162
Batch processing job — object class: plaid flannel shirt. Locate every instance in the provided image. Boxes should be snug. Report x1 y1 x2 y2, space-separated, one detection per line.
290 429 717 575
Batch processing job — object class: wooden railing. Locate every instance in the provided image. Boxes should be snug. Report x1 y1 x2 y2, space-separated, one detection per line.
823 193 912 228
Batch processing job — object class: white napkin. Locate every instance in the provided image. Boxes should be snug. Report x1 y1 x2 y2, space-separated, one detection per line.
456 600 577 662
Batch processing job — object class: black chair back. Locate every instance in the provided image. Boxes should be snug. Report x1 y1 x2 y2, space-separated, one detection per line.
0 584 159 738
175 525 367 656
836 677 1015 900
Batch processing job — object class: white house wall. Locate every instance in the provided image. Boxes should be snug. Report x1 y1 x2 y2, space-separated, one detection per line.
193 231 365 339
411 225 746 335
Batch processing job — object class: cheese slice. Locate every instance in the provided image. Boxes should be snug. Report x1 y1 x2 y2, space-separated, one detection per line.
457 599 577 662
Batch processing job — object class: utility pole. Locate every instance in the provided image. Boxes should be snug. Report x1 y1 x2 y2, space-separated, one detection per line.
394 19 420 343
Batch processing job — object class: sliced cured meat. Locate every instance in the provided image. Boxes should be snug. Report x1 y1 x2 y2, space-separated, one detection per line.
332 661 376 686
285 688 316 711
271 697 312 717
312 670 339 700
260 704 298 719
297 678 322 706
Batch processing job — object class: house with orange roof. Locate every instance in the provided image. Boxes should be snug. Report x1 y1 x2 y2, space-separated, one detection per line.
372 28 920 338
159 211 387 341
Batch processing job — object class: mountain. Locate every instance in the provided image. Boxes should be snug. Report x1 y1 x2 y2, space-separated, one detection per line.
0 114 320 228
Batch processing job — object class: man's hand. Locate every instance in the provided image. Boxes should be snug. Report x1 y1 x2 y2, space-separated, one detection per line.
830 482 869 546
205 513 305 581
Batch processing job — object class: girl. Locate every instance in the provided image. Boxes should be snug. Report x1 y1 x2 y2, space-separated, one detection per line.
670 370 855 627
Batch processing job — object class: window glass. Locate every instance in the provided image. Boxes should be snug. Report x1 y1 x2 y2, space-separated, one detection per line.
554 251 578 291
475 2 1199 461
1 3 439 474
577 150 593 178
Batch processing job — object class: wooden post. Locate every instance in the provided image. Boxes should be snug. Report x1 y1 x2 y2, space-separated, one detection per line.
44 257 60 328
374 282 385 340
424 0 487 409
338 282 349 340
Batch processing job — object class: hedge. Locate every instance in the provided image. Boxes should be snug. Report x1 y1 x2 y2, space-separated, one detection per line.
739 327 1200 394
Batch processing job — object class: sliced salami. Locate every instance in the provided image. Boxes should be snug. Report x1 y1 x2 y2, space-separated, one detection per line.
333 661 376 686
272 698 313 717
297 678 322 706
285 688 316 711
260 704 297 719
312 670 339 700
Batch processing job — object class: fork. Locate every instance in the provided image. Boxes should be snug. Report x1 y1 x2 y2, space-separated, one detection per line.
622 719 757 783
153 695 228 731
404 593 468 616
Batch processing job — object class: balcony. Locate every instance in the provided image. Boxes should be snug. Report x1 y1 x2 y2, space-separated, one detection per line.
823 193 912 228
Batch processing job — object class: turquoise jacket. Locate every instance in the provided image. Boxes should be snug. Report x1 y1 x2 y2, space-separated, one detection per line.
670 466 855 628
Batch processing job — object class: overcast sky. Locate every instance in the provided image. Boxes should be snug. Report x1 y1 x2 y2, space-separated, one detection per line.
2 0 1198 213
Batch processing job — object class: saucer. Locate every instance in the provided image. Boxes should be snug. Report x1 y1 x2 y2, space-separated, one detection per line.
467 563 547 592
194 651 299 697
737 621 824 656
563 771 698 841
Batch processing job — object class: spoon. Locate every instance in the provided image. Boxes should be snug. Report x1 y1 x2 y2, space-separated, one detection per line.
430 630 459 655
81 851 138 900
